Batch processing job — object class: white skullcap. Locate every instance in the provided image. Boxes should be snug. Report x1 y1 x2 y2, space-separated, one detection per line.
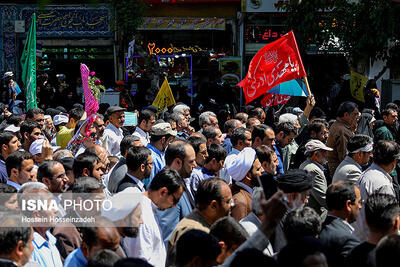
279 113 298 125
226 147 256 182
101 187 142 222
29 139 61 155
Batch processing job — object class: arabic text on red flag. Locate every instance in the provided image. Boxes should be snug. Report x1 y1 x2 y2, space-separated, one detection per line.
238 31 306 104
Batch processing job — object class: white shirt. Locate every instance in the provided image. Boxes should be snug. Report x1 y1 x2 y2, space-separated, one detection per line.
132 127 150 147
124 196 166 267
102 123 124 157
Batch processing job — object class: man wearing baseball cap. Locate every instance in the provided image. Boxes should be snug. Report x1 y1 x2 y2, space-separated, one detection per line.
300 139 333 220
102 106 126 157
145 122 177 186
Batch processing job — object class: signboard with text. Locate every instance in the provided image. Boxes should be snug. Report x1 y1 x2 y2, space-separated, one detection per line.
245 25 286 43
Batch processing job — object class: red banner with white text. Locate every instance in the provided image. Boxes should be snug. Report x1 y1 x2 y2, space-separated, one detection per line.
260 94 291 107
238 31 306 104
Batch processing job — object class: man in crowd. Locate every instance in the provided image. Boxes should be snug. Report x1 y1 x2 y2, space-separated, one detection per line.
37 160 69 194
203 126 224 146
108 135 142 193
333 134 373 184
252 124 276 149
73 152 104 181
292 119 329 168
274 122 297 174
249 107 266 124
173 104 191 122
374 107 398 142
115 146 152 193
235 112 248 125
222 119 242 154
20 120 43 152
188 135 208 169
0 132 21 182
272 169 313 252
246 118 260 131
133 109 156 147
5 151 35 190
147 122 177 185
93 113 106 142
170 113 190 141
125 168 185 267
355 140 400 241
64 217 121 267
190 144 227 195
102 106 126 157
199 111 218 131
56 108 85 149
158 141 197 243
327 101 360 176
0 215 34 267
300 139 333 219
168 178 232 265
26 107 45 130
239 187 265 236
318 181 361 267
348 193 400 267
227 147 264 221
256 145 279 199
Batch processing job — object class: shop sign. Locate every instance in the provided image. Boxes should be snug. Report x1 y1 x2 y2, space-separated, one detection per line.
147 43 207 55
245 25 286 43
139 17 225 31
21 6 111 37
144 0 240 3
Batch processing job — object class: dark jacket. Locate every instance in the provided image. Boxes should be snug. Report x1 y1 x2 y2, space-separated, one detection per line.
107 158 127 194
318 215 361 267
116 174 140 193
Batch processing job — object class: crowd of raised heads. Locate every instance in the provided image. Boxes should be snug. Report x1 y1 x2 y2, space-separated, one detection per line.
2 95 400 267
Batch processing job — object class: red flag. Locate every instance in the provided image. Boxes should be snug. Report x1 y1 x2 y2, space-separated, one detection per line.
260 93 291 107
81 64 99 117
238 31 306 104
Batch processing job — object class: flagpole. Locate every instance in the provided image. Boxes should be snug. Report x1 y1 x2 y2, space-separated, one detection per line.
304 76 312 96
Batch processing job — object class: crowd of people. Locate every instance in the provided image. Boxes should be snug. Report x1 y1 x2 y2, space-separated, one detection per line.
1 91 400 267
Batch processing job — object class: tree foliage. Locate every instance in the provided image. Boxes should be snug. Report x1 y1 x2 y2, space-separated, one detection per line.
280 0 400 77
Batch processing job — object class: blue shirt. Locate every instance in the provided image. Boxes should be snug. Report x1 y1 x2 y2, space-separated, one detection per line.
0 158 8 183
6 180 21 190
32 230 63 267
222 136 233 154
273 145 284 175
64 247 87 267
145 143 165 187
190 167 216 195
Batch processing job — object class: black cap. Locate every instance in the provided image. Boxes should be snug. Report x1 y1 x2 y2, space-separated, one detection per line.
106 106 127 116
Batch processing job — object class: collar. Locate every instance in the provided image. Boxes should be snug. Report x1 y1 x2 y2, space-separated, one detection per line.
33 230 56 248
201 167 215 177
306 159 325 171
6 180 21 190
329 215 354 233
336 117 352 129
231 148 240 155
236 181 253 194
346 156 362 171
126 173 145 192
370 163 393 182
136 127 149 138
107 123 123 135
147 143 163 156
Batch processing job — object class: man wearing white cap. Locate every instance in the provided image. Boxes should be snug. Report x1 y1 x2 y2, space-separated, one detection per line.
333 135 373 184
101 187 143 256
300 139 333 220
29 138 60 165
227 147 264 221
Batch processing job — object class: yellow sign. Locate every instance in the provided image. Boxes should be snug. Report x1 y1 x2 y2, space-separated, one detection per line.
350 71 369 103
153 77 176 113
147 43 206 55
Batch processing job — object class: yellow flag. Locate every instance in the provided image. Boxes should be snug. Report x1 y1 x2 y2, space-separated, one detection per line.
350 71 369 103
152 77 176 113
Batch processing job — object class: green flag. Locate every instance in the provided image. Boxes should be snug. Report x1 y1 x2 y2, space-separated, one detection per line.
20 13 37 110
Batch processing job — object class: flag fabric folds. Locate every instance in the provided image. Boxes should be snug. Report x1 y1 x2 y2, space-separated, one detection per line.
153 77 176 113
350 71 369 103
238 31 307 104
20 13 37 110
81 64 99 117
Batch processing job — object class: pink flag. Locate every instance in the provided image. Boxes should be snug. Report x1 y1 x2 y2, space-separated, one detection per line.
81 64 99 117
